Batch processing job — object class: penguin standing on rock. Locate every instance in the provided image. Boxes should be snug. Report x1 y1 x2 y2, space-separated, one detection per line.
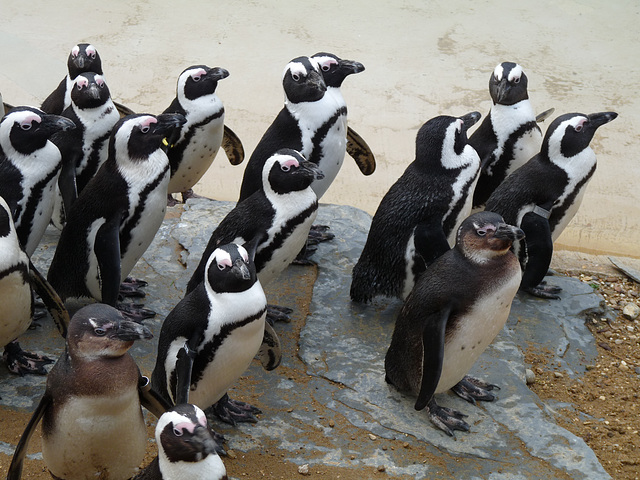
485 111 618 298
0 106 76 256
469 62 546 209
153 242 280 425
350 112 481 303
385 212 524 436
47 113 187 320
163 65 245 205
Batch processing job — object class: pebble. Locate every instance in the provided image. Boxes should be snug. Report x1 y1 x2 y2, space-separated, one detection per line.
226 450 237 459
623 303 640 320
525 369 536 385
368 434 377 441
377 465 386 472
329 419 335 428
298 464 310 475
554 371 564 379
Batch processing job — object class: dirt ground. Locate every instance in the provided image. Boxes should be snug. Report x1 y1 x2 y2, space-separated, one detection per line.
1 255 639 479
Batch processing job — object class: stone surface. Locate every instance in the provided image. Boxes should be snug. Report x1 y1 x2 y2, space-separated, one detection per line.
1 199 611 479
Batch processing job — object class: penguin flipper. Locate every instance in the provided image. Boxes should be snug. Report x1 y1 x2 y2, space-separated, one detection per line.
536 108 555 124
113 101 136 118
94 215 123 307
175 336 199 405
519 209 560 299
29 260 69 338
222 125 245 166
138 373 172 419
256 321 282 371
415 304 451 411
57 155 78 215
414 220 450 268
7 394 50 480
40 78 67 114
346 126 376 175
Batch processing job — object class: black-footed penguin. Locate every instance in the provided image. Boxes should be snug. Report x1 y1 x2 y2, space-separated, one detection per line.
0 196 55 375
6 303 162 480
0 106 76 256
163 65 245 205
469 62 544 209
134 404 227 480
41 43 103 115
350 112 481 303
153 242 279 425
384 211 524 436
47 113 186 319
485 111 618 298
186 149 323 296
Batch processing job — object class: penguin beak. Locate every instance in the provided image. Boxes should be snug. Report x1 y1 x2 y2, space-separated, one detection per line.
154 113 187 136
494 223 525 242
339 59 365 76
115 319 153 341
86 82 101 100
461 111 481 131
74 55 85 70
41 114 76 135
308 70 327 93
206 67 230 82
494 79 510 104
233 258 251 281
190 425 220 457
587 111 618 129
299 159 325 181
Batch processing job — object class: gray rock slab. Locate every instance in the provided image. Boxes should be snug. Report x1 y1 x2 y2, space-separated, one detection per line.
0 199 610 479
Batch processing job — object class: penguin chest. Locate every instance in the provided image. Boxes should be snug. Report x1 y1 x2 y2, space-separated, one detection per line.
550 180 591 242
444 163 481 246
311 113 348 199
42 390 147 480
0 270 31 346
168 118 225 193
506 128 542 177
435 271 521 393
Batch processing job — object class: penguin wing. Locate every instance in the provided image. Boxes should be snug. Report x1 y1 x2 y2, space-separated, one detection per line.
346 127 376 175
415 303 452 411
94 212 124 306
138 372 173 419
29 260 69 338
7 393 51 480
256 321 282 371
222 125 245 166
414 218 451 267
468 117 497 170
519 205 556 296
113 101 135 118
40 78 67 114
536 107 555 124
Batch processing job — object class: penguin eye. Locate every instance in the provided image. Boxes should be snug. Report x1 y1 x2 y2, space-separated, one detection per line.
281 164 291 172
321 64 331 72
291 73 300 82
141 126 150 134
513 77 520 84
20 122 33 131
575 124 583 132
173 427 183 437
94 327 107 336
192 75 201 82
217 262 226 271
477 229 487 237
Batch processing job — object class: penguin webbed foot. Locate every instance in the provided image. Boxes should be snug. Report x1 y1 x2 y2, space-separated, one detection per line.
119 277 148 299
117 302 157 322
522 281 562 300
166 193 179 207
208 393 261 425
452 375 499 405
181 188 205 203
3 341 54 376
307 224 335 245
426 398 470 437
292 243 318 266
267 304 293 323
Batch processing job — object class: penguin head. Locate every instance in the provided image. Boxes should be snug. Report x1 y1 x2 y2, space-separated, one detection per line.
66 303 153 360
456 211 524 264
71 73 112 110
110 113 187 161
543 111 618 162
489 62 529 106
205 243 258 294
263 149 324 195
415 112 481 169
156 404 224 467
68 43 103 78
178 65 230 102
282 56 327 104
0 106 76 155
311 52 365 88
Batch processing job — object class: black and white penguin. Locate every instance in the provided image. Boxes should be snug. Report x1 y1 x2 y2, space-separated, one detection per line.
41 43 103 115
134 404 227 480
163 65 245 205
153 242 279 425
485 111 618 298
186 149 323 296
469 62 545 209
0 106 76 256
47 113 186 319
384 211 524 436
0 196 55 375
7 303 159 480
350 112 481 303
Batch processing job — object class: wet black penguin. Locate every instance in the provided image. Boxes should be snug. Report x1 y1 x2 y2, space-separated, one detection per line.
384 212 524 436
153 242 280 425
469 62 544 209
47 113 186 318
163 65 245 205
485 111 618 298
186 149 323 295
41 43 103 115
134 404 227 480
350 112 481 303
0 106 76 256
7 303 161 480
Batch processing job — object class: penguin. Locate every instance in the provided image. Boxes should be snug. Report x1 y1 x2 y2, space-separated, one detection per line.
0 106 76 256
6 303 170 480
485 111 618 298
134 404 227 480
186 149 323 298
350 112 482 303
47 113 187 319
153 242 281 425
163 65 245 205
384 211 524 436
41 43 104 115
469 62 544 209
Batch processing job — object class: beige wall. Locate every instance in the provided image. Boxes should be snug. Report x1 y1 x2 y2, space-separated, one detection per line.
1 0 637 257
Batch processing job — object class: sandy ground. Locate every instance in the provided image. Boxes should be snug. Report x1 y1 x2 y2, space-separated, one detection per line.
0 0 638 258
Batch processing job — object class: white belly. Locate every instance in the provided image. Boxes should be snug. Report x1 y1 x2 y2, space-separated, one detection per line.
311 115 347 199
0 271 31 346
